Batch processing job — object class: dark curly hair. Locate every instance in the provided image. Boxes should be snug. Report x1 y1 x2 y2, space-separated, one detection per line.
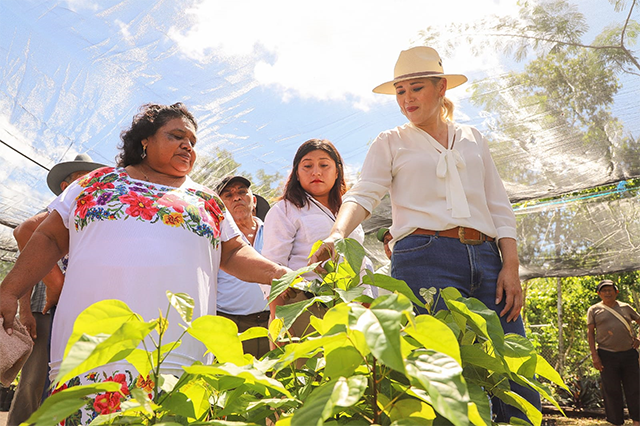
116 102 198 167
282 139 346 214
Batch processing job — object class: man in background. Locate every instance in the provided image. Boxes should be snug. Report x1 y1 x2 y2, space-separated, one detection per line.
7 154 104 425
587 279 640 426
214 175 271 358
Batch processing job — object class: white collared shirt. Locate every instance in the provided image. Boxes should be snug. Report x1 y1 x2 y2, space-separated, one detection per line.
216 217 271 316
262 195 365 277
343 122 517 248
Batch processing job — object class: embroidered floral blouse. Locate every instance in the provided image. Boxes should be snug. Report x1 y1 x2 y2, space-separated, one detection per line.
48 167 240 379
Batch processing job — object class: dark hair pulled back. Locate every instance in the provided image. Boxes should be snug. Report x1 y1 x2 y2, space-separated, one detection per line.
116 102 197 167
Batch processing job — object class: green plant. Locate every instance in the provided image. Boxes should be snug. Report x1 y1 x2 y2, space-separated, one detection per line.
26 238 566 425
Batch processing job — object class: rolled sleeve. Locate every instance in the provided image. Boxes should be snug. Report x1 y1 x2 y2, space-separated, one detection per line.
343 133 393 217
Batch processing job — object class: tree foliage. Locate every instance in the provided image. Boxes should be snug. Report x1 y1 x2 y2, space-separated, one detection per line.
524 272 640 378
190 147 284 203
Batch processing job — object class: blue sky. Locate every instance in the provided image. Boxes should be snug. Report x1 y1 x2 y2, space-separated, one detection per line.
0 0 634 231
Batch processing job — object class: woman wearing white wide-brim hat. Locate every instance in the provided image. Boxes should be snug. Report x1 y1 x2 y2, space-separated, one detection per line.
309 46 541 422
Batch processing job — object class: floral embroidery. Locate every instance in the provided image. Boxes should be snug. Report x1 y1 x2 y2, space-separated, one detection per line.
72 167 225 247
119 191 159 220
162 212 184 227
136 374 155 398
93 391 122 415
52 369 142 424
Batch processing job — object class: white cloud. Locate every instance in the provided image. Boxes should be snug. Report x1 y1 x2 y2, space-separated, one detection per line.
169 0 519 108
62 0 99 12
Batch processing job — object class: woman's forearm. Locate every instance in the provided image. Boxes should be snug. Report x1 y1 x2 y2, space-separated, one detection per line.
326 201 369 242
220 237 288 285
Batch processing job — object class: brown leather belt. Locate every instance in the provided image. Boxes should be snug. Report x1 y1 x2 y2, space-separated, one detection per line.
411 226 494 245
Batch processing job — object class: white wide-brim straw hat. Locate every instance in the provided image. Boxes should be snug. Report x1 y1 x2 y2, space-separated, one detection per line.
373 46 468 94
47 153 106 196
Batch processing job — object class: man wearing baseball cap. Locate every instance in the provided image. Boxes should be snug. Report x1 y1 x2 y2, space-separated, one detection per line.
213 175 271 358
587 279 640 426
6 153 104 425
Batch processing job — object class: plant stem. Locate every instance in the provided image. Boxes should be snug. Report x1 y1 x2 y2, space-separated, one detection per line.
372 356 379 425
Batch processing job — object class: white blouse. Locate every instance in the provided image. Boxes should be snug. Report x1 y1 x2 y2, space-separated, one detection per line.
262 196 366 278
343 122 516 247
48 167 240 379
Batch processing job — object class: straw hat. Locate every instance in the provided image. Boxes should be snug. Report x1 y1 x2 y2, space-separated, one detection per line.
47 153 106 196
373 47 468 94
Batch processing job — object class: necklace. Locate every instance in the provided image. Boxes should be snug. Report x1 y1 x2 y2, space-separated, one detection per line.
140 168 150 181
307 195 336 222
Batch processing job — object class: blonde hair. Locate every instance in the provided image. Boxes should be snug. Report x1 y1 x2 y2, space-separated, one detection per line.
441 96 454 122
431 77 454 122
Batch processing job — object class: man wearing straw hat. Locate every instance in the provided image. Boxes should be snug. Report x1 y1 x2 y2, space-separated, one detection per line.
6 153 104 425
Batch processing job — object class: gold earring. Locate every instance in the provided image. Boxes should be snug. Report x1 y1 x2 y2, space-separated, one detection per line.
141 145 147 159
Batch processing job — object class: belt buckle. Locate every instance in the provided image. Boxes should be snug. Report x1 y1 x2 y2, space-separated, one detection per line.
458 227 483 245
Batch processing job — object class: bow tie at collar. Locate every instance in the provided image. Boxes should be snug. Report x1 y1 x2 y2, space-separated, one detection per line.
436 134 471 219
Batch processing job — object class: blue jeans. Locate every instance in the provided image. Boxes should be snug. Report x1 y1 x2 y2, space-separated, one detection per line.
391 234 541 423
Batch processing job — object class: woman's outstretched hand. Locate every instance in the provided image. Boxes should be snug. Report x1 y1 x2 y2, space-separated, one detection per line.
307 240 337 274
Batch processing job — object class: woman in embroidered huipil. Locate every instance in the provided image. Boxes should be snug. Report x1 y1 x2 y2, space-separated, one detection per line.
0 103 288 421
308 47 540 422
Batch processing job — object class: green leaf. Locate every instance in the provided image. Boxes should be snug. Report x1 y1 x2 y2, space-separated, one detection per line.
188 315 245 365
268 266 317 303
269 317 285 342
55 319 157 386
405 349 470 426
24 382 121 426
275 296 333 332
184 363 291 397
291 376 367 426
391 419 433 426
460 344 506 373
238 326 269 342
523 378 564 415
178 378 212 420
312 303 350 335
350 294 410 373
403 315 461 365
126 341 182 377
335 238 365 279
63 299 141 358
419 287 437 311
387 397 436 424
275 334 346 371
324 345 363 379
467 382 491 426
493 388 542 426
166 291 194 324
335 286 364 303
534 354 568 391
362 273 425 307
503 334 537 378
443 294 505 353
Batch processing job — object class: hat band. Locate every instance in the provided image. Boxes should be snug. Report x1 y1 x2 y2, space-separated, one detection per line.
394 71 444 81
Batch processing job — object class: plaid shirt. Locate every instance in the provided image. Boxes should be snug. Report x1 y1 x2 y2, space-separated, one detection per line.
28 255 68 314
30 281 47 313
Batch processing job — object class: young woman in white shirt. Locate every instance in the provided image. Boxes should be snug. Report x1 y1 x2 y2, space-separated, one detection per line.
262 139 367 340
308 46 540 422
